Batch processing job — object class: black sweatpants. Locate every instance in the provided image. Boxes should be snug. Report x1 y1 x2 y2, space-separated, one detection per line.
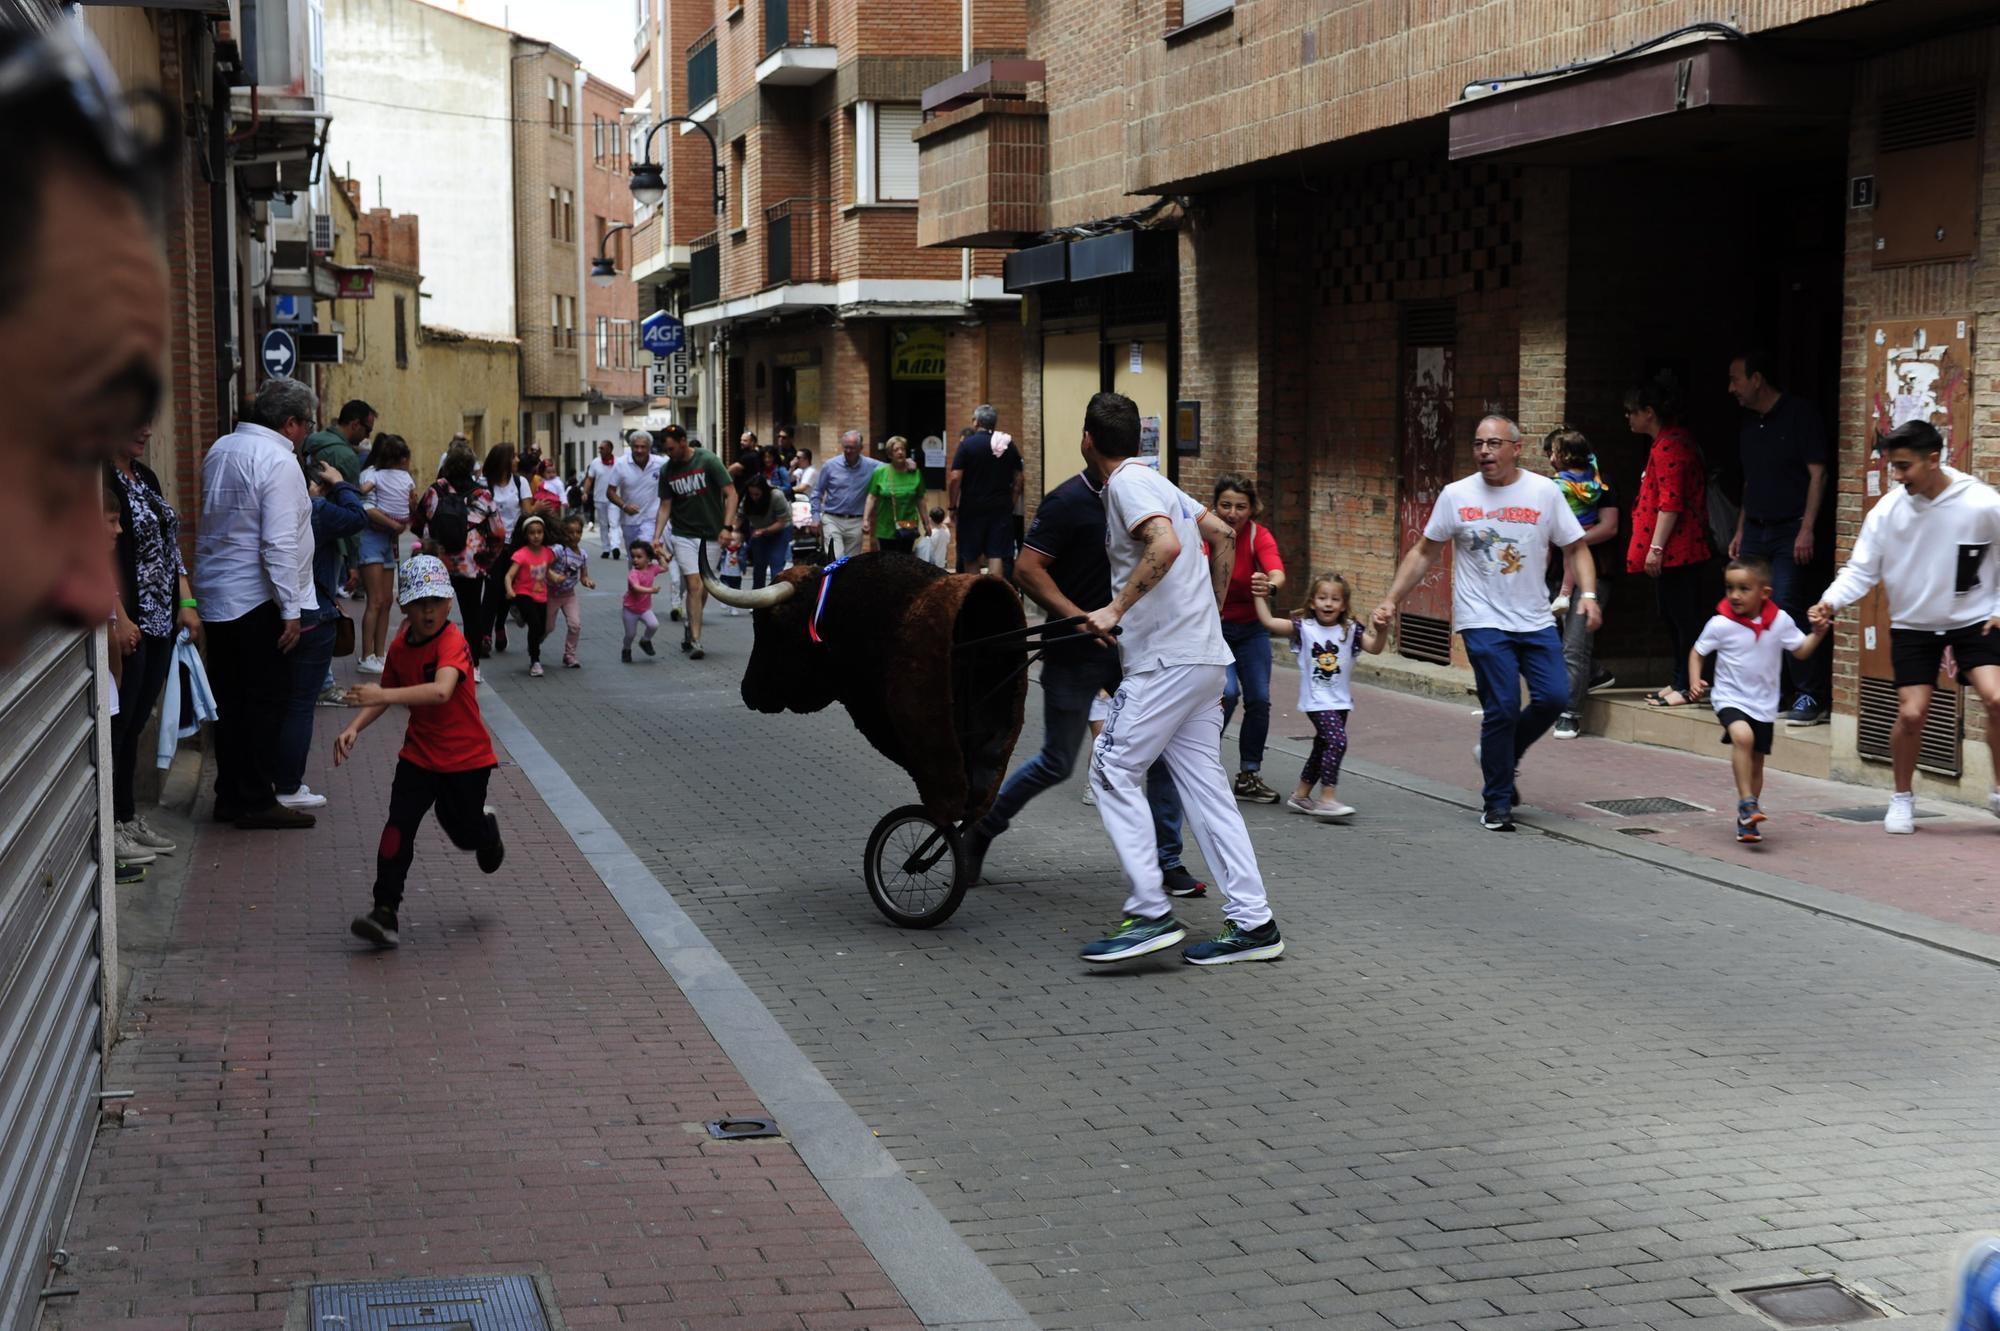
513 595 548 664
450 574 489 662
111 631 173 821
1653 563 1709 694
373 758 497 913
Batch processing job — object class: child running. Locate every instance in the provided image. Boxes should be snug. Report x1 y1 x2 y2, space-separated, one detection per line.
508 514 554 677
1253 572 1385 819
546 515 597 669
622 539 662 663
1688 556 1829 843
338 555 506 949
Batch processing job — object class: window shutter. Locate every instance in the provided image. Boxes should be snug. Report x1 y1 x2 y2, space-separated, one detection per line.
876 104 921 201
1182 0 1232 22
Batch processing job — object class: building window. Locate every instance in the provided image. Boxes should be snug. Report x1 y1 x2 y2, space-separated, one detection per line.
593 116 605 163
551 295 562 349
1179 0 1233 23
876 104 921 202
549 185 560 238
559 80 573 134
554 188 573 242
393 295 408 368
547 76 559 127
732 137 748 230
596 315 609 369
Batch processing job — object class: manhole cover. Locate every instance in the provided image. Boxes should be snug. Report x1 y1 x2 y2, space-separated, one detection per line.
1585 796 1706 817
706 1115 781 1140
1715 1275 1898 1327
1616 826 1662 836
1821 805 1943 822
309 1275 551 1330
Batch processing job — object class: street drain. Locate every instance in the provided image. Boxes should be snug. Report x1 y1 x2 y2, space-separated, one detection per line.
1616 826 1662 836
1586 796 1706 816
706 1115 781 1139
1821 805 1943 822
1714 1275 1898 1327
308 1274 551 1329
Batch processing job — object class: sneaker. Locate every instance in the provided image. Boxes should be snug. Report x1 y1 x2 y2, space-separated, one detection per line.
1184 919 1285 965
1784 693 1827 726
126 816 177 853
1553 712 1581 740
680 630 693 653
1081 783 1097 806
275 785 328 810
474 666 486 684
234 803 315 830
115 860 146 885
113 826 156 865
316 685 348 707
476 807 505 874
1735 802 1767 844
1081 913 1187 964
1481 806 1516 832
1162 866 1208 898
356 654 385 675
1884 793 1916 835
1588 668 1617 693
639 637 656 656
609 549 621 560
621 649 632 663
1949 1233 2000 1331
1285 795 1316 815
1311 802 1357 820
1232 771 1280 804
961 822 992 884
529 661 544 677
563 658 581 669
689 643 705 660
350 907 399 948
670 606 683 622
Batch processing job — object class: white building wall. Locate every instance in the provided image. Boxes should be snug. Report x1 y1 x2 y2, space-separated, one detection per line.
322 0 516 337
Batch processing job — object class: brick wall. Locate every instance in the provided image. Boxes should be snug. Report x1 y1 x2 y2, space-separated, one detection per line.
915 99 1049 247
153 11 219 562
583 75 643 407
512 45 585 402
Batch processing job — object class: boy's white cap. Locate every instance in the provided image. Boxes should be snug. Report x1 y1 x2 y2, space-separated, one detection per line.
397 554 455 606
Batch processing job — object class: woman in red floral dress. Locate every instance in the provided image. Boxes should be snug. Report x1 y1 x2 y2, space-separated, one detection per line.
1624 373 1713 706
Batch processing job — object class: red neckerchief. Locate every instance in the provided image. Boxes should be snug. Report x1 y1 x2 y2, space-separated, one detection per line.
1716 597 1779 638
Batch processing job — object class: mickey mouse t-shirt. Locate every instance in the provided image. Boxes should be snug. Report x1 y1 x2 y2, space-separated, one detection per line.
1422 472 1584 633
1291 618 1361 713
380 621 497 773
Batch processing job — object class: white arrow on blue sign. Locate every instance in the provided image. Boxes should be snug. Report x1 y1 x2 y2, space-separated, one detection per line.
640 310 685 359
261 328 298 380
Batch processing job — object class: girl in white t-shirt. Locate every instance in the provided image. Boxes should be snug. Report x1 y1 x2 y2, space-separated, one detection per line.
1253 573 1385 820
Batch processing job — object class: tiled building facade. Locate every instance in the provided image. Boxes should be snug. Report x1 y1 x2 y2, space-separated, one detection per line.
920 0 2000 805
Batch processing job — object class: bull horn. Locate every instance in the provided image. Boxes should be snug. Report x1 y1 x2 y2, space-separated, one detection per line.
698 541 798 608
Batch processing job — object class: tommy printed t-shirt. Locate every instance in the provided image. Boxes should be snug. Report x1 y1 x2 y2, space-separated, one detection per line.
1422 472 1584 633
382 621 497 773
1292 617 1360 714
663 447 733 539
1102 461 1232 673
1693 606 1806 723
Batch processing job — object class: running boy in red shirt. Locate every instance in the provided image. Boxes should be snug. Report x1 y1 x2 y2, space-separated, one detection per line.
339 554 506 947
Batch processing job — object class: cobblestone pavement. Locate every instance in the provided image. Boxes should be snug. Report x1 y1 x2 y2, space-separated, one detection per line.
488 583 2000 1330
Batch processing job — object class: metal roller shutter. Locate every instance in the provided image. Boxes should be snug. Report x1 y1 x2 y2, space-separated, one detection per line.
877 105 921 202
0 629 106 1331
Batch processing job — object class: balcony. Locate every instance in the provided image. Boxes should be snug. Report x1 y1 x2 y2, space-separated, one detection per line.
912 60 1047 248
754 0 836 87
684 28 717 119
689 231 720 307
764 197 830 287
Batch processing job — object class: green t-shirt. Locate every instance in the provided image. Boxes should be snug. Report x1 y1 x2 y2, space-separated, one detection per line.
661 447 732 539
302 429 361 483
868 464 926 537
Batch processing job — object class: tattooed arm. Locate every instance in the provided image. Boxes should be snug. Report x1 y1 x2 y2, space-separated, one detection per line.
1081 515 1181 641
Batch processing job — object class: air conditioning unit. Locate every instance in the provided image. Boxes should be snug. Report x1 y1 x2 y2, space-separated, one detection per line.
311 213 334 255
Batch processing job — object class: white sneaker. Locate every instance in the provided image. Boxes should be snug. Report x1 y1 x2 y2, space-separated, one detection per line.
1311 802 1358 820
356 654 385 675
1081 784 1097 806
276 785 328 810
113 825 156 865
1989 788 2000 820
474 666 486 684
1884 793 1916 835
127 815 177 853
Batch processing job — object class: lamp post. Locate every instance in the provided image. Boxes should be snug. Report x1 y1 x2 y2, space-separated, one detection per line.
590 221 634 287
629 116 726 216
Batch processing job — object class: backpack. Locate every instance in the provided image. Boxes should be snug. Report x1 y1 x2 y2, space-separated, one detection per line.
428 481 472 554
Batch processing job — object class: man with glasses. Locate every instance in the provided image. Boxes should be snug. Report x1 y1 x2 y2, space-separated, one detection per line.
0 17 172 663
1375 415 1599 831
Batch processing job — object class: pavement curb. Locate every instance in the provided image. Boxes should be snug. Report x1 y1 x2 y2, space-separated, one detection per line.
480 687 1038 1331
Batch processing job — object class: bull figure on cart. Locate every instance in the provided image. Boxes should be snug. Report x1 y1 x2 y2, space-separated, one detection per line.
702 550 1045 927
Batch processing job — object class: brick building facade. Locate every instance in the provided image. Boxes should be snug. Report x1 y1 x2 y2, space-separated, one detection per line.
582 72 644 479
920 0 2000 806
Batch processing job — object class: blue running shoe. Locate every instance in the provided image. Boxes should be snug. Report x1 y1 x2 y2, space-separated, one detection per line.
1080 913 1186 964
1183 919 1284 965
1950 1234 2000 1331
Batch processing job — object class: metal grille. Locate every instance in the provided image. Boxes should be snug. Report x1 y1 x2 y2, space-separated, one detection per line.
1401 299 1456 346
1397 612 1452 666
1880 86 1979 152
309 1274 552 1330
1856 675 1961 776
1724 1276 1892 1326
1585 797 1706 817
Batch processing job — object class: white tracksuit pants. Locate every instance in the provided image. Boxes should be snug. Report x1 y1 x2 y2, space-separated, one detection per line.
1089 662 1273 929
596 500 625 556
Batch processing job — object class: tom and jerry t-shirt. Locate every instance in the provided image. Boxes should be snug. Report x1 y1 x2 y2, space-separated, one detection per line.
1422 472 1584 633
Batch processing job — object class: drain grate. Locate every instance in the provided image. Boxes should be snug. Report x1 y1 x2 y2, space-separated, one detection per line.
1585 796 1706 817
1616 826 1662 837
309 1274 551 1330
706 1115 781 1140
1715 1275 1897 1327
1821 805 1943 822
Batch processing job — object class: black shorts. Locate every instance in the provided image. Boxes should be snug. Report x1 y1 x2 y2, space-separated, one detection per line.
1890 622 2000 688
959 510 1015 563
1715 707 1774 755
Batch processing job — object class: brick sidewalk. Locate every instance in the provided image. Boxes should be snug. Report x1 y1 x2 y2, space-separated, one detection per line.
1263 673 2000 935
49 675 921 1330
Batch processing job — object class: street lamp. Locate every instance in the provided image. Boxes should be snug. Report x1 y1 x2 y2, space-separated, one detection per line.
628 116 726 216
591 221 634 287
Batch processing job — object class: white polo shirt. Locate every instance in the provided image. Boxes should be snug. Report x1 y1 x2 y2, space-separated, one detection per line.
1102 460 1231 674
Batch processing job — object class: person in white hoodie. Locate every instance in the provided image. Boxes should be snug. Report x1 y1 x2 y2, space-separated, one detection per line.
1810 419 2000 832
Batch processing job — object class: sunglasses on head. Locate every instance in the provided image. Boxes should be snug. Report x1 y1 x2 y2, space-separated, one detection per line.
0 16 175 175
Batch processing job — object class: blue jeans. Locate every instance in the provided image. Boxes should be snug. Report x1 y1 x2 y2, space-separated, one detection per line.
981 652 1184 868
747 530 790 588
1219 619 1272 773
1461 626 1567 811
1738 517 1824 703
276 619 338 796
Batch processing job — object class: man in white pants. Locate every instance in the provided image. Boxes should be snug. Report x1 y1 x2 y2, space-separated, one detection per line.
585 439 623 560
607 430 681 618
1075 391 1284 966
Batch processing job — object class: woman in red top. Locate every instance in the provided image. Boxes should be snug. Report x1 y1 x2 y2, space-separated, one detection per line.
1213 475 1288 803
1624 373 1713 705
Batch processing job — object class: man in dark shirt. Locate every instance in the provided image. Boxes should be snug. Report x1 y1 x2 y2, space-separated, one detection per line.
947 404 1024 576
963 469 1202 897
1728 350 1830 724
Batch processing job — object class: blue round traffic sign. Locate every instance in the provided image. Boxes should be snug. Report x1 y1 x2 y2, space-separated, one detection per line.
261 328 298 380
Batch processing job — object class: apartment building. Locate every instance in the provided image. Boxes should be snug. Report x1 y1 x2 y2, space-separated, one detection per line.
583 72 645 480
918 0 2000 809
629 0 1023 482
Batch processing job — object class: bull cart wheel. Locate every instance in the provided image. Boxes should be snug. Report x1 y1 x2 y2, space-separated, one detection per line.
864 805 969 929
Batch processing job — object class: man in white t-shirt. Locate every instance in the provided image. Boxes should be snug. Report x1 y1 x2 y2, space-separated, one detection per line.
1074 391 1284 967
606 431 664 554
1375 414 1598 831
584 439 624 559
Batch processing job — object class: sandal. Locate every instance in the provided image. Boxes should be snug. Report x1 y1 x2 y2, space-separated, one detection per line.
1645 688 1690 707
